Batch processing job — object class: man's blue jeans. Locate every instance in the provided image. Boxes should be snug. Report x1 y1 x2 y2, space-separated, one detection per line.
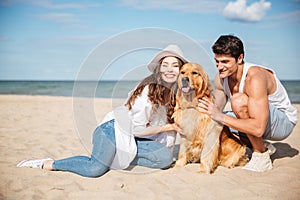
53 119 173 177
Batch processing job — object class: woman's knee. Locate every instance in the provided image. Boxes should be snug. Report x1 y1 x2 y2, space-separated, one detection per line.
157 149 173 169
136 139 173 169
85 163 109 178
160 157 173 169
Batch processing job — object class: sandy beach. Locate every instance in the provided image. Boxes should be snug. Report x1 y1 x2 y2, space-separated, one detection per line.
0 95 299 200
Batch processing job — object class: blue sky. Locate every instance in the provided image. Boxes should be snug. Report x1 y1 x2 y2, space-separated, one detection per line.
0 0 299 80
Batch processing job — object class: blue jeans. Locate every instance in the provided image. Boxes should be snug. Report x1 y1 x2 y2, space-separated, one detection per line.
53 120 173 177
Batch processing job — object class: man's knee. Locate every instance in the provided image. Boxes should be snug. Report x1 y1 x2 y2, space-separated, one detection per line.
231 93 249 118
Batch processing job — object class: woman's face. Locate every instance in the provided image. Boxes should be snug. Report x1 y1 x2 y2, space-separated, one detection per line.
160 56 180 84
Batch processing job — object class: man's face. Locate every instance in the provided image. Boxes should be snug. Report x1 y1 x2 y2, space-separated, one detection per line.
214 54 242 79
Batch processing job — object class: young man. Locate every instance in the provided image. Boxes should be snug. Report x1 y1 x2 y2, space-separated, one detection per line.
198 35 298 172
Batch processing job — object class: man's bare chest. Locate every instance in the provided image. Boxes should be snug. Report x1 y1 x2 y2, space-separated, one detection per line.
228 81 241 95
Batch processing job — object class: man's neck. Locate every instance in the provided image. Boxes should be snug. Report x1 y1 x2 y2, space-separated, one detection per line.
228 63 244 83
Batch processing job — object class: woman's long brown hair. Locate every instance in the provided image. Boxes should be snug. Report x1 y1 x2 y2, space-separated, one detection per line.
126 57 184 123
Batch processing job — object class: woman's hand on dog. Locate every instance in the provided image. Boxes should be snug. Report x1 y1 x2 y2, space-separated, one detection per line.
161 124 185 137
173 124 184 135
198 97 225 124
162 124 184 135
134 123 184 137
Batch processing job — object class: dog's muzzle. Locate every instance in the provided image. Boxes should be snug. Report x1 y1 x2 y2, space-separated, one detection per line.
181 77 192 93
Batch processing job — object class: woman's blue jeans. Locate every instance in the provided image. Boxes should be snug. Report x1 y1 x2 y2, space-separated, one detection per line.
52 119 173 177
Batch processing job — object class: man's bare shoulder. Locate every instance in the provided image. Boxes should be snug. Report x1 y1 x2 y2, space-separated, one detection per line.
247 66 267 76
244 67 269 95
246 66 276 96
246 66 270 83
247 66 272 78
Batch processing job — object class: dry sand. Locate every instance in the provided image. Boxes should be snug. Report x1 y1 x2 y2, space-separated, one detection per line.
0 95 299 200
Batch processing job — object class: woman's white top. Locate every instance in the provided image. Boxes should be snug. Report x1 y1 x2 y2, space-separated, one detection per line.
223 62 298 124
100 85 176 170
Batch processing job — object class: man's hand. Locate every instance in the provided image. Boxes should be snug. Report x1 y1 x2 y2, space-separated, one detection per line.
198 97 225 124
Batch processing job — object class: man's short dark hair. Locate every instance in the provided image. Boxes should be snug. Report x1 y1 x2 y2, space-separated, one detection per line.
212 35 245 62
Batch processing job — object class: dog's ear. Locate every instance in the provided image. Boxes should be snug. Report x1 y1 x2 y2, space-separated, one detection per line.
174 93 182 112
197 69 212 98
176 86 182 97
204 76 213 97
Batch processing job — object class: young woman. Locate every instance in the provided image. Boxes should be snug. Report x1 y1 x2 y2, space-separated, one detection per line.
17 45 188 177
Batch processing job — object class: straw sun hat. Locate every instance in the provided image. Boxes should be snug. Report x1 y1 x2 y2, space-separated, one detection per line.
147 44 189 72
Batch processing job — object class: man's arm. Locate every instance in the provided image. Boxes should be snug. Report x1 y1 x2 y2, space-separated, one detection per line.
231 70 269 137
213 74 227 111
199 69 269 137
197 74 228 123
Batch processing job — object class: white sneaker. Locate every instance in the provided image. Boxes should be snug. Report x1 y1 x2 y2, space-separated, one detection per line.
17 158 53 169
264 141 276 156
242 151 272 172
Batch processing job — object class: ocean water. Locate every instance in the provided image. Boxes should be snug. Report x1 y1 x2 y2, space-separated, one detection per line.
281 80 300 103
0 80 139 99
0 80 299 103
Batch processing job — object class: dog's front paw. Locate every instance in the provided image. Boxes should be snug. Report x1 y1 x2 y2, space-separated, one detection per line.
199 163 214 174
175 158 186 167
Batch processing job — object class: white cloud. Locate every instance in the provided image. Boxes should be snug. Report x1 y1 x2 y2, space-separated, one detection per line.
38 13 78 23
223 0 271 23
32 0 100 10
1 0 100 25
119 0 225 13
0 0 100 10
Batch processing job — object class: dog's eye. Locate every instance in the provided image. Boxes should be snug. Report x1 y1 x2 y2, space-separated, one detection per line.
181 71 185 74
192 71 198 75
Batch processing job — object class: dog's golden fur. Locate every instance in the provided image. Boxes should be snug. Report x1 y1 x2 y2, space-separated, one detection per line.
172 63 248 173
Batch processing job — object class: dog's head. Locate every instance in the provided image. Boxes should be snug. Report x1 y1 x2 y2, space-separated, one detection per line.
177 62 212 99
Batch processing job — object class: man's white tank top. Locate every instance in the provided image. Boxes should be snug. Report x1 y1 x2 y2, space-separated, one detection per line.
223 62 298 124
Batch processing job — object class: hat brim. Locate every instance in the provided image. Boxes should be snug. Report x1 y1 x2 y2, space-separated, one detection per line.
147 50 188 72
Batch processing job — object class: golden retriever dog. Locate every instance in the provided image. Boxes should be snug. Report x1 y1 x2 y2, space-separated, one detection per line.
172 62 248 174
